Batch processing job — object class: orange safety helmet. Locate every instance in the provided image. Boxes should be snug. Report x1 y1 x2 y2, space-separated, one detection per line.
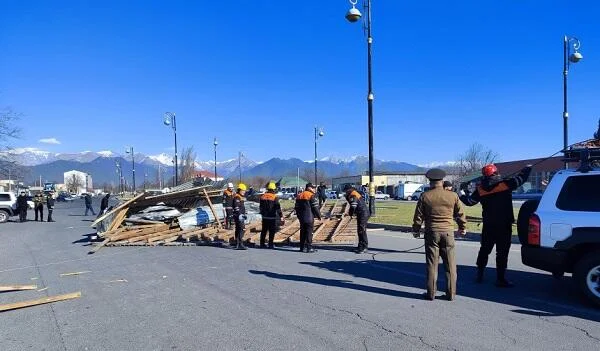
481 164 498 177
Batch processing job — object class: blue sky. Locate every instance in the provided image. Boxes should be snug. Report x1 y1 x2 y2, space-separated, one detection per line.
1 0 599 165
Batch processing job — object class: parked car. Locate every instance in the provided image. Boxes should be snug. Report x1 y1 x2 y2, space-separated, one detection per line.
374 191 390 200
277 191 296 200
512 188 544 201
0 192 33 222
409 185 431 201
326 190 339 199
518 147 600 307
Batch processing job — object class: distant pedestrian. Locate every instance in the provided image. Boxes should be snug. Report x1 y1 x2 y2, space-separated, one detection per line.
84 193 96 216
233 184 248 250
46 192 55 222
34 192 45 221
222 183 235 229
317 182 328 208
294 183 321 253
259 182 283 249
343 184 370 253
17 191 28 222
413 168 467 301
99 193 110 216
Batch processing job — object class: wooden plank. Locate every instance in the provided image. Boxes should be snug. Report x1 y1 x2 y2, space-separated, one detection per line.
109 225 169 242
91 192 146 227
108 208 129 232
0 285 37 292
147 230 184 243
127 228 182 243
203 188 223 229
0 292 81 312
88 238 110 254
123 218 164 225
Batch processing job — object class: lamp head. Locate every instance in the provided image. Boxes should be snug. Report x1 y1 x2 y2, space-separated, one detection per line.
163 115 171 126
569 51 583 63
214 138 218 146
346 7 362 23
318 130 325 137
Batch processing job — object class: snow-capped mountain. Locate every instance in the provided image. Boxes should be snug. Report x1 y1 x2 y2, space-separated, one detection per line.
0 147 55 166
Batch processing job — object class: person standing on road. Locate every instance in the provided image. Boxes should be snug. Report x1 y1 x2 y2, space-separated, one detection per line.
99 193 110 216
84 193 96 216
413 168 467 301
259 182 283 249
294 183 322 253
17 191 28 222
344 184 370 254
317 182 328 208
222 183 235 229
460 164 532 288
233 184 248 250
46 192 55 222
34 192 45 221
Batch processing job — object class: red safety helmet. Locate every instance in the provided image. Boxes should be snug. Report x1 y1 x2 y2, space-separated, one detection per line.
481 164 498 177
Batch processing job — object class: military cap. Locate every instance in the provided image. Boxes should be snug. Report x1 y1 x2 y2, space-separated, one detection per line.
425 168 446 181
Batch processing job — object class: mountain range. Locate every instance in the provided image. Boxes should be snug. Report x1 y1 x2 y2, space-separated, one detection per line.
1 148 422 186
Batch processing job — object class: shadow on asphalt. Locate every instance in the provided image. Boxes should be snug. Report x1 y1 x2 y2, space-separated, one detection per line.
251 260 600 323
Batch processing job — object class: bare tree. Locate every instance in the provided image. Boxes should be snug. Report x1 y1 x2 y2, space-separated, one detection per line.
301 166 327 185
66 174 84 193
456 143 500 177
179 146 197 183
0 106 23 181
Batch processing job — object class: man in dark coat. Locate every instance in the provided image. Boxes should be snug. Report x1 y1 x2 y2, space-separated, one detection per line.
46 192 56 222
17 191 28 222
84 193 96 216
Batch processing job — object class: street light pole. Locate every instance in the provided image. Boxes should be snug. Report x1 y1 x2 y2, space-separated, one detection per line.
314 126 324 185
164 112 178 186
346 0 376 215
238 151 243 184
125 146 136 192
213 137 218 181
563 35 583 169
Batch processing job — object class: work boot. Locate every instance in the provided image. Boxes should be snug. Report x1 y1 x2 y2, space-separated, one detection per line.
422 292 434 301
475 268 484 283
268 244 275 249
495 279 514 288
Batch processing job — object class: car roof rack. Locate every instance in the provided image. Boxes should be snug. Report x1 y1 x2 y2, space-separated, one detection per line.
563 139 600 173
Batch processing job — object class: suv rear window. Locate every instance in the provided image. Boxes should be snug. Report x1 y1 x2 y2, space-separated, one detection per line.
0 194 11 201
556 175 600 212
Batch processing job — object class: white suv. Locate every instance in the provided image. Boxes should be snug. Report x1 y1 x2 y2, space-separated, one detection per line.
0 192 35 223
518 149 600 306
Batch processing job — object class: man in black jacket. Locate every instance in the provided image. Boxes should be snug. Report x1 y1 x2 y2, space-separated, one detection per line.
317 182 328 208
84 193 96 216
46 192 56 222
233 184 248 250
460 164 531 287
259 182 283 249
344 184 370 253
17 191 28 222
99 193 110 216
294 183 322 253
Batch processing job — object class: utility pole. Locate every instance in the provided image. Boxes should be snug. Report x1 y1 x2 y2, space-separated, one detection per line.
238 151 242 184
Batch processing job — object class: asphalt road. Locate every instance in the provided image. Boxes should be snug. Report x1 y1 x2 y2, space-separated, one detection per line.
1 199 599 351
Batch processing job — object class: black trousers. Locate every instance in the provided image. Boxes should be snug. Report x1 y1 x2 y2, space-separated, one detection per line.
318 197 326 208
19 208 27 222
85 204 96 216
234 219 245 246
299 222 314 251
476 223 513 279
225 209 234 229
356 215 369 249
47 209 54 222
260 219 278 247
35 205 44 221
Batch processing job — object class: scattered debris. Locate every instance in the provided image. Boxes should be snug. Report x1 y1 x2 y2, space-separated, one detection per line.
0 291 81 312
60 271 92 277
88 179 358 254
30 277 39 281
0 285 38 292
109 279 128 283
37 287 48 292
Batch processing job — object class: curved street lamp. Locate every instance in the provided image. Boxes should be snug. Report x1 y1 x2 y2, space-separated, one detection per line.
314 126 324 185
213 137 218 181
164 112 178 186
346 0 375 215
563 36 583 168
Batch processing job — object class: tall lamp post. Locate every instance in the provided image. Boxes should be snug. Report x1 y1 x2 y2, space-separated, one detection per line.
125 146 135 192
563 36 583 169
314 126 324 185
115 161 123 194
346 0 376 215
164 112 178 185
213 137 218 181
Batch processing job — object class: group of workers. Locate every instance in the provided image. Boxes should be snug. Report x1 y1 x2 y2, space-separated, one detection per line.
15 191 55 222
221 180 370 253
412 164 531 301
221 161 531 301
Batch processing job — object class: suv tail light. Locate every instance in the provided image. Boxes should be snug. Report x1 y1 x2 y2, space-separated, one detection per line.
528 214 541 246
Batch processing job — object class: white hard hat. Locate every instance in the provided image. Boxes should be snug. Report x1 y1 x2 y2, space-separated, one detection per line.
227 182 234 188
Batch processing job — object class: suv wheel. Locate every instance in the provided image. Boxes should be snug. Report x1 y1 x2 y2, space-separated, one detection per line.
0 209 9 223
574 252 600 307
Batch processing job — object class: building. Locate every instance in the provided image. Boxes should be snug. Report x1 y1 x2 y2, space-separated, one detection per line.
63 170 93 195
195 170 224 182
331 171 428 196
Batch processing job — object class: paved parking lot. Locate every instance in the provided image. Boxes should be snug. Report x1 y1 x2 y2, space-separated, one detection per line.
1 200 599 350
